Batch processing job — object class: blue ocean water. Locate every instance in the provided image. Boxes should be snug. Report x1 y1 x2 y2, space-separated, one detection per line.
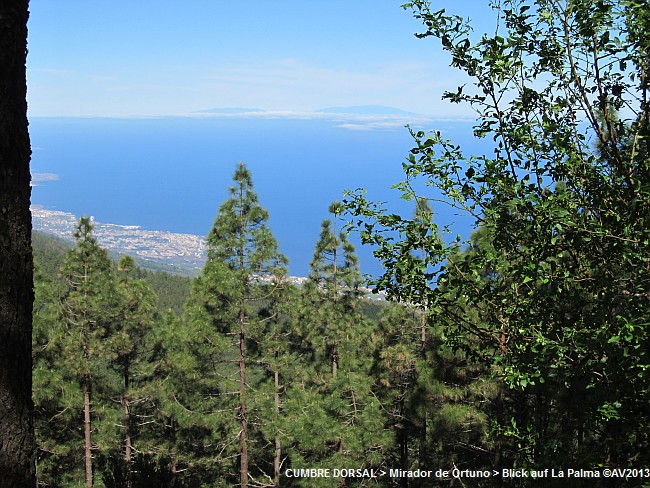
29 116 480 277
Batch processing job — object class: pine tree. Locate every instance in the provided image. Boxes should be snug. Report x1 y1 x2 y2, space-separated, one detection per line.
373 302 420 480
103 255 158 488
374 299 493 482
187 162 288 487
303 202 362 378
33 261 82 487
248 283 297 488
286 203 388 482
147 259 236 487
58 217 119 487
33 229 202 487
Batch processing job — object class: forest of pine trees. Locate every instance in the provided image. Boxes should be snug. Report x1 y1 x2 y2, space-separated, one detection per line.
31 163 487 487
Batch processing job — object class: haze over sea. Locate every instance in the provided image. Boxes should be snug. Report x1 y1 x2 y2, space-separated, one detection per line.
30 111 480 277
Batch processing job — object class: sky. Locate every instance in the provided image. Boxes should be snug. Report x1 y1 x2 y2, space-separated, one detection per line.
26 0 496 118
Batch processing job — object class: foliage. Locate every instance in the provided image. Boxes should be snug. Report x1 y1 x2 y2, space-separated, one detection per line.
138 269 191 316
34 220 167 487
282 203 391 486
32 230 70 278
374 300 494 479
345 0 650 468
32 230 192 316
33 262 82 486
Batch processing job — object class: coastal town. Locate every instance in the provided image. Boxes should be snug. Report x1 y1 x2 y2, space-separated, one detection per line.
31 207 381 295
32 206 208 271
30 206 315 290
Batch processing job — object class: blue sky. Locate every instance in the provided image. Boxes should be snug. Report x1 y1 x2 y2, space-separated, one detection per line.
27 1 495 118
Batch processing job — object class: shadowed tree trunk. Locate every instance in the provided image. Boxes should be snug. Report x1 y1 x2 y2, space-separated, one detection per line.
83 372 92 488
237 176 249 488
0 1 36 487
239 300 248 488
273 367 280 488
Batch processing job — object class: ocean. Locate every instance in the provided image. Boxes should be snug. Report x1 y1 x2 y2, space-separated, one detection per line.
29 115 480 277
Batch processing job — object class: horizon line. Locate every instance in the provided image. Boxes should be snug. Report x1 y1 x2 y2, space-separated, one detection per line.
27 109 476 123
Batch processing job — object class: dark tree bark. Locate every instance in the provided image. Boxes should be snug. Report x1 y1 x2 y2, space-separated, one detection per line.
273 368 280 488
0 1 36 487
238 301 248 488
83 373 92 488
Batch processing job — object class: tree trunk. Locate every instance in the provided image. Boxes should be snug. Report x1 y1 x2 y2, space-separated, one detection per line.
168 417 178 484
0 2 36 487
83 372 93 488
237 173 249 488
239 302 248 488
399 396 409 488
274 368 281 488
123 365 132 488
123 396 132 488
418 305 427 470
493 316 508 486
331 221 338 379
420 314 427 350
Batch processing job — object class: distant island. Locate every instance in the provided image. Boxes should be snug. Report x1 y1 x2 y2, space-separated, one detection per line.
192 105 423 117
196 107 265 114
315 105 418 115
